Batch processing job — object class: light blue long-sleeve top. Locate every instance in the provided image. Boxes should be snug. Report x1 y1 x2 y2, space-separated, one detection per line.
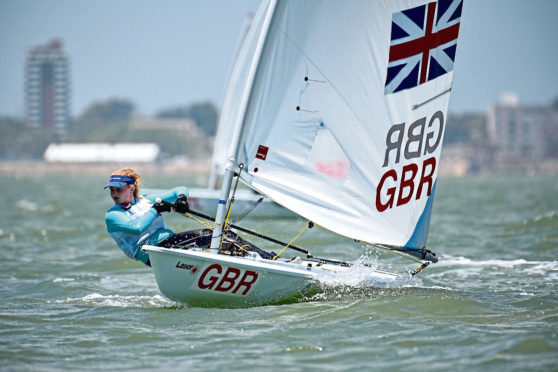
105 186 188 265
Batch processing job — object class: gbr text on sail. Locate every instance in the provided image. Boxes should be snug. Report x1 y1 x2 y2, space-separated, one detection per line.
376 110 444 212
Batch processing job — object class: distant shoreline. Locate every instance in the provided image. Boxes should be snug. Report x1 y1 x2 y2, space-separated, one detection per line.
0 160 212 177
2 159 557 178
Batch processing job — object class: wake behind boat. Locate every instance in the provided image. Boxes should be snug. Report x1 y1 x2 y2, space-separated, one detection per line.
143 0 463 307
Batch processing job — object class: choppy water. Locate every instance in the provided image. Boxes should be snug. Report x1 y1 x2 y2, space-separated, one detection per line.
1 172 557 371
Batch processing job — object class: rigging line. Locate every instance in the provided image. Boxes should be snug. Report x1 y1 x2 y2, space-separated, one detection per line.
170 205 351 266
165 196 355 266
156 199 217 236
221 164 245 249
378 243 437 262
184 212 214 230
220 202 234 249
369 243 423 263
410 262 430 276
229 197 264 226
272 221 312 261
179 206 314 257
306 222 421 266
172 233 212 249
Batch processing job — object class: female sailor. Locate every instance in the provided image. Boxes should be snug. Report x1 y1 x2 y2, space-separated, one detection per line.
104 168 189 266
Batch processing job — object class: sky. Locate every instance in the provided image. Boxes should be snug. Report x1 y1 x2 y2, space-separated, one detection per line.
0 0 557 118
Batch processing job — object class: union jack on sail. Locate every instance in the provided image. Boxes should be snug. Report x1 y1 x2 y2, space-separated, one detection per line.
385 0 463 94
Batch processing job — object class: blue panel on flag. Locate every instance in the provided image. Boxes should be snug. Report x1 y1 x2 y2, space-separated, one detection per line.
444 44 457 61
384 0 463 95
402 5 426 30
427 56 446 81
396 62 420 93
390 22 409 41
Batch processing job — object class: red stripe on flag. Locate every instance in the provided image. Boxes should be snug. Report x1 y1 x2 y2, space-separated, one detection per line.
388 2 461 84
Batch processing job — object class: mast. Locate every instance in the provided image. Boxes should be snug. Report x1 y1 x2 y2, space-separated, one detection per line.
209 0 279 252
208 13 254 191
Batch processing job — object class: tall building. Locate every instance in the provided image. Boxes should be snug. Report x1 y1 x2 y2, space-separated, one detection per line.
487 92 558 172
24 39 70 135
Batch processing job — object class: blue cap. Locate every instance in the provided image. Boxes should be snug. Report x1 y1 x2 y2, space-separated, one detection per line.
104 175 136 189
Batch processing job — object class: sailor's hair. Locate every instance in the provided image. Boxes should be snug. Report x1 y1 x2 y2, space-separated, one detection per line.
112 168 141 198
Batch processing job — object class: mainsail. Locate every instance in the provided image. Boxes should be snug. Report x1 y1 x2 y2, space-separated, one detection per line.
209 13 255 189
216 0 463 257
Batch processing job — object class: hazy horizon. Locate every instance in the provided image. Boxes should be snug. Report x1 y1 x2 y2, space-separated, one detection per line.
1 0 557 118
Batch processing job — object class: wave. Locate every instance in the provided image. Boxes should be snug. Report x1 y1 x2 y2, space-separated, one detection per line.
506 210 558 232
435 256 558 282
439 255 558 270
55 293 178 308
306 283 455 303
532 210 558 223
16 199 38 211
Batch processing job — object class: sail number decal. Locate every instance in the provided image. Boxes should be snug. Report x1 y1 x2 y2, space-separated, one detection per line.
376 111 444 212
193 263 259 296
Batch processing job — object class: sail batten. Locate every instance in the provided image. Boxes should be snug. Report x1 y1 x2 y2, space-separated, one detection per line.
224 0 462 250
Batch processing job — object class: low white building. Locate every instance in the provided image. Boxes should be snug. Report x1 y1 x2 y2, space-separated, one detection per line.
44 143 160 163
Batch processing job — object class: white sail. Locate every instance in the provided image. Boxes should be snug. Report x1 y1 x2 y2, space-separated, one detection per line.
209 12 255 189
230 0 463 250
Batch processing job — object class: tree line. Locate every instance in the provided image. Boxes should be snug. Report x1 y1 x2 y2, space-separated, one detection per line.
1 96 557 161
0 98 218 160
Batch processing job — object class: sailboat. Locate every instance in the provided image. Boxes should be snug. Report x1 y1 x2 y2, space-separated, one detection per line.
187 11 291 218
143 0 463 307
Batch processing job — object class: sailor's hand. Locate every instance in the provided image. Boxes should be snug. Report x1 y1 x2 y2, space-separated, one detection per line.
152 200 171 214
173 194 190 214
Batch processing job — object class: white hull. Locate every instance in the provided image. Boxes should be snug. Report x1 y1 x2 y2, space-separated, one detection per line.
143 245 400 307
